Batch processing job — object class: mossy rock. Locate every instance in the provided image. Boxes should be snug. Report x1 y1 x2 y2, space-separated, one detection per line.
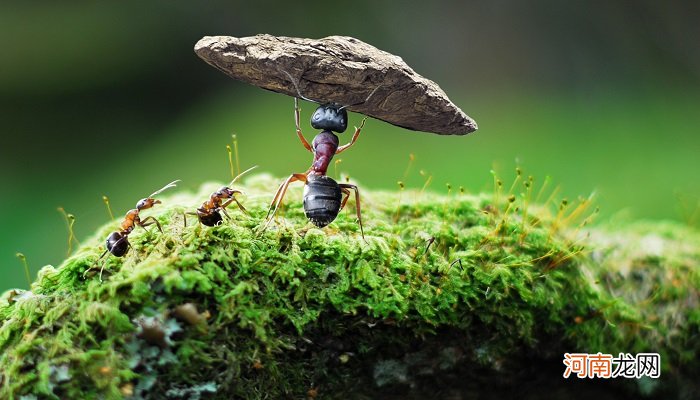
1 174 698 399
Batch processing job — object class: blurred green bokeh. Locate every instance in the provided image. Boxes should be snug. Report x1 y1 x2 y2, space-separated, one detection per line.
2 1 699 292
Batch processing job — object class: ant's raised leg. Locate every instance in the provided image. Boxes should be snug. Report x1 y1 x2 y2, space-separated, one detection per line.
295 98 313 153
139 216 163 233
336 118 366 154
263 173 307 230
338 183 365 241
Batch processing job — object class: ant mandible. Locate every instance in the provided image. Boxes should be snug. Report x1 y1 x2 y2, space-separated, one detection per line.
263 74 379 239
102 180 180 258
186 165 257 226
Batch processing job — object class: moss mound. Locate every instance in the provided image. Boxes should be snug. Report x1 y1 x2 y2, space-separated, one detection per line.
1 174 698 399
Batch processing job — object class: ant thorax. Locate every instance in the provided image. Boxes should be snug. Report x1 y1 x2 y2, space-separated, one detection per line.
312 130 340 149
311 131 339 175
203 196 219 210
120 209 140 231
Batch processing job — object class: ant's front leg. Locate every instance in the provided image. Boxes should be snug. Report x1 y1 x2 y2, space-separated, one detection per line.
295 98 313 153
221 191 249 216
336 118 366 154
139 216 163 233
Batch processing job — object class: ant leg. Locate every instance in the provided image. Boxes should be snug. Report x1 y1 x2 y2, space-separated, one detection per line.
263 173 307 230
231 197 249 215
220 206 231 220
183 211 199 227
339 188 351 211
139 216 163 233
295 98 313 153
99 263 107 283
339 187 353 222
97 239 126 283
221 191 249 216
84 249 109 279
338 183 366 241
265 173 305 219
91 231 127 282
336 118 366 154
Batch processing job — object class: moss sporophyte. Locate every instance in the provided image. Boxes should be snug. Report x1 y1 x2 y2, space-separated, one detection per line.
1 174 698 399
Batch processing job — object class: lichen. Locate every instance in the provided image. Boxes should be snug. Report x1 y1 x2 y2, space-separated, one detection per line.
1 174 698 399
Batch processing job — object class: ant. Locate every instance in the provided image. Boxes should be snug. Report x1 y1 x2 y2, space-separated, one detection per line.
263 72 380 239
102 180 180 258
186 165 257 226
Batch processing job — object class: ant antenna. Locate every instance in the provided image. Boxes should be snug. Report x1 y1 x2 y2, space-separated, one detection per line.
279 69 319 104
148 180 180 198
338 85 382 111
228 165 258 187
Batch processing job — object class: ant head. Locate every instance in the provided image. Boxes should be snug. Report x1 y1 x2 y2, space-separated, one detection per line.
216 186 234 197
311 103 348 133
136 198 160 210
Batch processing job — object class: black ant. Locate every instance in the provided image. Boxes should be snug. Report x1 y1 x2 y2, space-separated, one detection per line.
186 165 257 226
263 72 380 239
102 180 179 258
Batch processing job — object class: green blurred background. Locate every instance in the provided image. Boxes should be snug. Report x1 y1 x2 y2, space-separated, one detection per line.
1 1 699 291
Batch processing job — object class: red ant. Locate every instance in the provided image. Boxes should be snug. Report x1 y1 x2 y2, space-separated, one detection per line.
262 73 379 239
186 165 257 226
102 180 179 258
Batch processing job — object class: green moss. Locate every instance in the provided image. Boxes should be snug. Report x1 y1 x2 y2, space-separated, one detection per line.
1 174 698 399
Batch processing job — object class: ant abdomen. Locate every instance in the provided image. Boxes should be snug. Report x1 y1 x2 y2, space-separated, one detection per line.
197 209 223 227
106 231 130 257
303 175 342 228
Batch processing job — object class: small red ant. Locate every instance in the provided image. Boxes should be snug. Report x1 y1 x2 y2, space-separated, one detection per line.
186 165 257 226
262 73 380 239
102 180 179 258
